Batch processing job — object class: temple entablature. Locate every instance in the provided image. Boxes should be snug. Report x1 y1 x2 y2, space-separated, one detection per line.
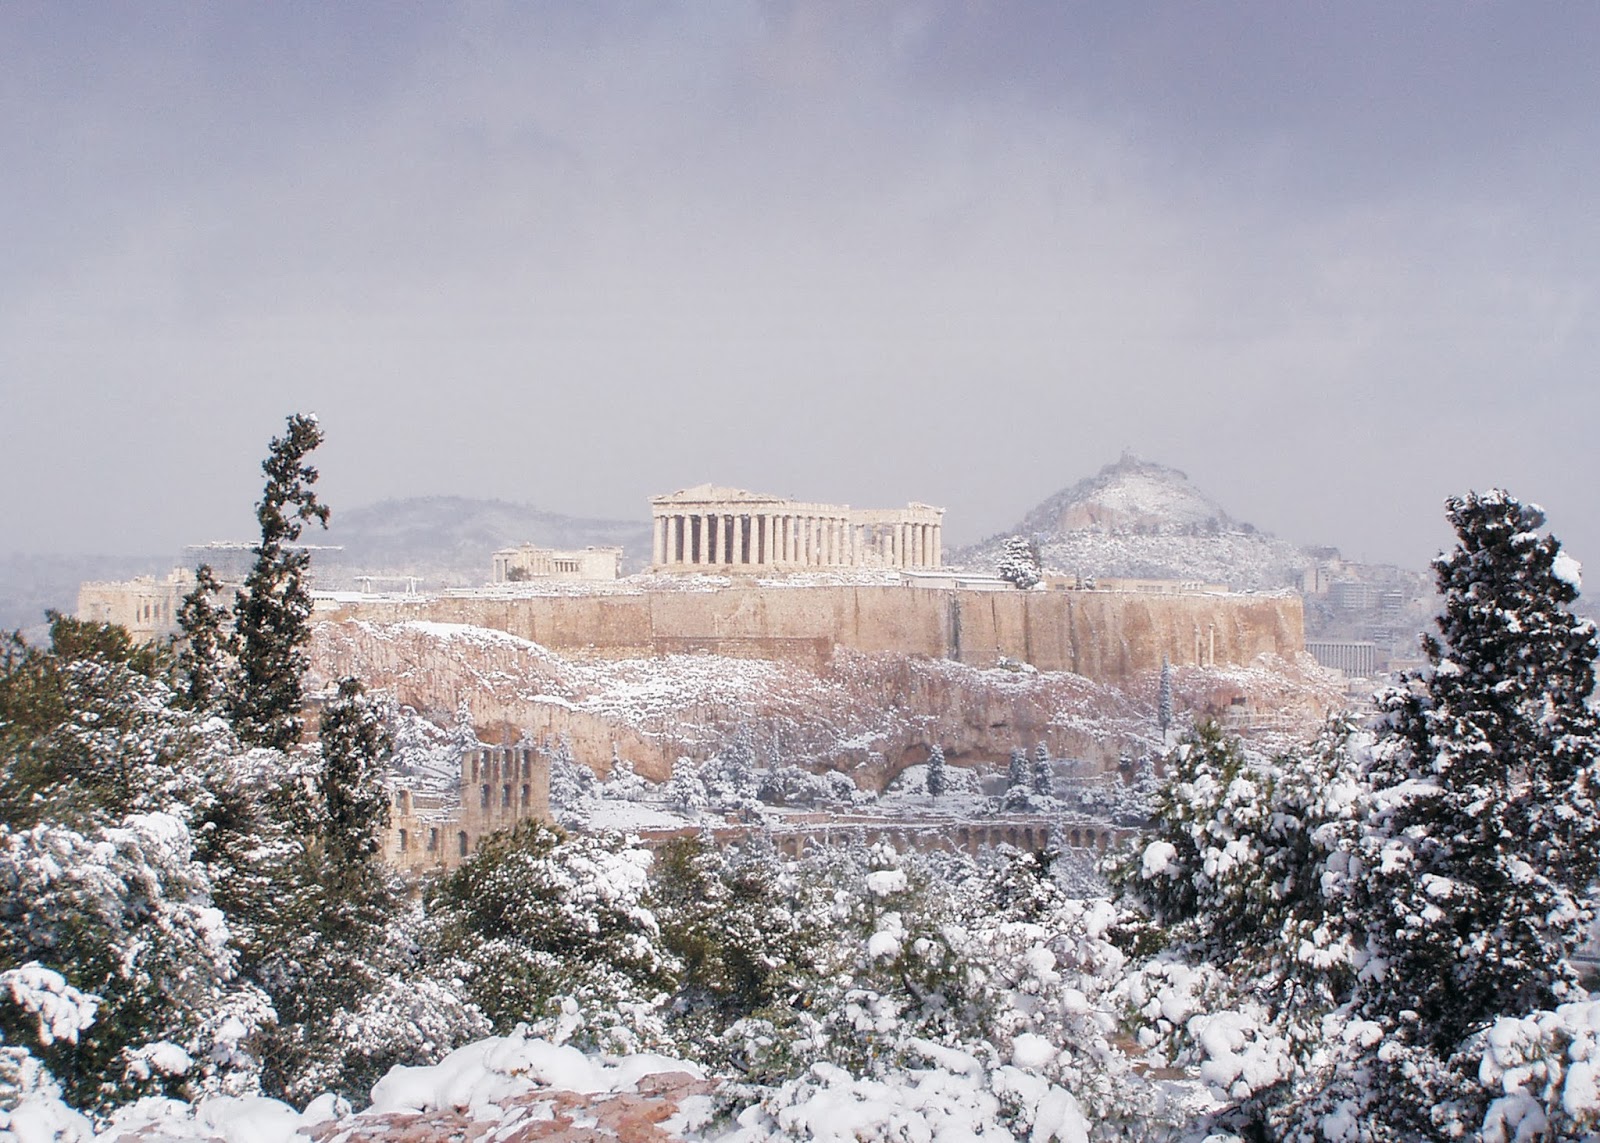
650 484 943 572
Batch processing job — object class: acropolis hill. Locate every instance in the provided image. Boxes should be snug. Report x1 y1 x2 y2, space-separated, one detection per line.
311 482 1306 684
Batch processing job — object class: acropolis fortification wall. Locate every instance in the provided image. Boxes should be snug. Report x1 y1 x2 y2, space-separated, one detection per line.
317 583 1303 684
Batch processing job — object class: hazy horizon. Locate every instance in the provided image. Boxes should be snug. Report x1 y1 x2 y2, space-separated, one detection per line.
5 3 1597 574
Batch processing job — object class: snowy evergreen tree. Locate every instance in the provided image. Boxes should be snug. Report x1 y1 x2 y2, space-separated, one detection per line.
664 756 708 812
997 535 1043 589
173 564 231 713
423 821 673 1054
1007 746 1027 790
228 414 330 751
544 735 595 822
701 723 759 810
1157 658 1174 734
1353 489 1600 1054
926 745 947 797
0 815 271 1112
315 677 392 864
1031 743 1053 797
1005 746 1030 808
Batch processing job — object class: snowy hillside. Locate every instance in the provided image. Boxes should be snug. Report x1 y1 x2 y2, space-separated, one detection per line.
955 456 1310 591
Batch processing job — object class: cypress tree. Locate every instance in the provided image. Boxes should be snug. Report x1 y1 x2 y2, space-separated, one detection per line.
174 563 230 711
229 414 330 750
317 675 393 865
925 745 947 797
1157 658 1174 734
1030 743 1053 797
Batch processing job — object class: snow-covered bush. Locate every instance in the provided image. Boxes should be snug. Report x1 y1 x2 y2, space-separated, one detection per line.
423 822 674 1055
0 815 270 1112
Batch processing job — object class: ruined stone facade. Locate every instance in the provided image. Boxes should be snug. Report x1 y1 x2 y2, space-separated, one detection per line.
384 743 552 873
77 568 197 642
650 485 943 572
492 544 622 584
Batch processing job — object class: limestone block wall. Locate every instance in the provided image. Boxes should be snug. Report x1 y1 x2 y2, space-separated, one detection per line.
317 584 1303 685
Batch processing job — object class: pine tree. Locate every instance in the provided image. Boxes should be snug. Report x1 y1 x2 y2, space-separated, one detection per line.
1030 743 1053 797
926 745 947 797
997 536 1042 589
1355 489 1600 1053
173 564 230 712
229 414 330 751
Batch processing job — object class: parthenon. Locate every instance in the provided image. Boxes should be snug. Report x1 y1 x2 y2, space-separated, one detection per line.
650 484 944 571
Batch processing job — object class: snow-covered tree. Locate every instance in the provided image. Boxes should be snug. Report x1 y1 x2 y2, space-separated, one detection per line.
0 815 271 1112
701 724 760 811
229 413 330 751
664 756 708 812
423 822 673 1054
173 564 230 713
1031 743 1053 797
925 745 947 797
998 535 1043 589
1157 658 1174 735
315 677 392 864
1351 490 1600 1053
1004 746 1031 809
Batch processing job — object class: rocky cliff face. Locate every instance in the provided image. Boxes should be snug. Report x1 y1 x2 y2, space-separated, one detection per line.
311 619 1342 791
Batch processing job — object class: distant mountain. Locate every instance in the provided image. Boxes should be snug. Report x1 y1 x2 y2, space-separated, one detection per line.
956 455 1309 591
1015 454 1238 536
315 497 655 586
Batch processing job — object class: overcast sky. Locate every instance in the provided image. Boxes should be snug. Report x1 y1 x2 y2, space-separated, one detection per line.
3 2 1597 571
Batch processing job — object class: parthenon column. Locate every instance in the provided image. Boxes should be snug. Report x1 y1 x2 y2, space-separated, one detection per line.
932 524 942 567
652 517 664 565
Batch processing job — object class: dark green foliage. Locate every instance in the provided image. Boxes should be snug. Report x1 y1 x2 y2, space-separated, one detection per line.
1157 658 1173 733
0 615 200 832
316 677 392 865
1356 489 1600 1052
926 745 947 797
229 413 330 751
1109 719 1362 1015
651 836 790 1055
422 821 672 1049
174 564 230 712
1031 743 1052 797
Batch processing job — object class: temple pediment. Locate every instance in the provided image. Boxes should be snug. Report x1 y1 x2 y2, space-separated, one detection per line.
651 484 788 505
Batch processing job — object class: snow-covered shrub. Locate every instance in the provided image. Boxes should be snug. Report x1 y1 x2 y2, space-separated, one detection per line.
423 822 674 1055
1109 719 1364 1019
756 764 869 808
0 815 270 1113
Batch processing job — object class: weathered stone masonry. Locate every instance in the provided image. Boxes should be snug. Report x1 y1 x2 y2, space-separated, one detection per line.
320 584 1304 686
651 484 944 571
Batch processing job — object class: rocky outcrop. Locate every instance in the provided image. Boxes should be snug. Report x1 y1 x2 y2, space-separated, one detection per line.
311 619 1341 790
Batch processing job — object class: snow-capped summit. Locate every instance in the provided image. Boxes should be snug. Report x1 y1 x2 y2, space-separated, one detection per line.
1016 454 1238 537
955 455 1306 590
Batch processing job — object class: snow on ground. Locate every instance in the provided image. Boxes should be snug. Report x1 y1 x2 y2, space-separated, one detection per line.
18 1029 1107 1143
